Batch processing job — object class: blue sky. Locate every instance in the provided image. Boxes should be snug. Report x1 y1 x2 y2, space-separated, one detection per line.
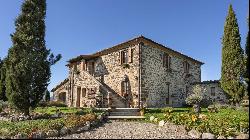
0 0 249 93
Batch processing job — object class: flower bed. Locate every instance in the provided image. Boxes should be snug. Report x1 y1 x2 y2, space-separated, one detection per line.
145 107 249 138
0 108 109 139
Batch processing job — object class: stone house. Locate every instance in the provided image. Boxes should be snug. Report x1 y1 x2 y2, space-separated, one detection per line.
51 36 227 108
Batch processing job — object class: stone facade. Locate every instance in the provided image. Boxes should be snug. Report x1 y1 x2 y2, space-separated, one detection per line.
140 40 201 107
51 36 227 108
190 80 229 106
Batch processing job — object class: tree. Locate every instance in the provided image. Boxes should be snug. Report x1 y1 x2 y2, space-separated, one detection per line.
220 4 245 106
245 17 249 96
0 58 7 101
6 0 61 115
45 90 50 102
185 85 206 113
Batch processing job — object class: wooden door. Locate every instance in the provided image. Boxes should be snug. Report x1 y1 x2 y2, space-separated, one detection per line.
76 87 81 107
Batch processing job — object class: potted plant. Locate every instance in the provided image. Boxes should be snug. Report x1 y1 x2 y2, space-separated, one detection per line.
140 107 145 116
122 63 130 69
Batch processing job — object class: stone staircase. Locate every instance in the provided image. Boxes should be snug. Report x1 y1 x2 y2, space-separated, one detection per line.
82 71 126 108
107 108 145 119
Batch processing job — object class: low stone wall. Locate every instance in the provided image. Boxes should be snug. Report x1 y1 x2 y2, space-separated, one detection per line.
6 112 109 139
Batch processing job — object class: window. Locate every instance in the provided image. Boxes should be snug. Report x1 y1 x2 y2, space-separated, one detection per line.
163 53 171 69
183 61 190 73
211 87 215 96
121 81 129 97
120 48 134 65
120 50 128 64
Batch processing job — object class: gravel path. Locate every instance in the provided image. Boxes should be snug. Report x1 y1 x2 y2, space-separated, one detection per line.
51 120 192 139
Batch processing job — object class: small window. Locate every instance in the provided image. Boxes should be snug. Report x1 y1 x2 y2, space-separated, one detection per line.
211 87 215 96
120 50 128 64
183 61 190 73
163 53 171 69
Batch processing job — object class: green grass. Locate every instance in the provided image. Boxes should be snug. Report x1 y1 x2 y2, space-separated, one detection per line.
144 107 249 137
34 107 81 115
33 107 105 115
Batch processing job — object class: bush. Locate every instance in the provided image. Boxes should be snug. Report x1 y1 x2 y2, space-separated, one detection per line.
64 114 96 128
162 107 174 115
0 100 9 112
207 104 219 113
186 94 203 105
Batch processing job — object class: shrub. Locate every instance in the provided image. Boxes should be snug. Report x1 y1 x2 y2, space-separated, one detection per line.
64 113 96 128
207 104 219 113
186 94 203 105
0 100 9 112
162 107 174 115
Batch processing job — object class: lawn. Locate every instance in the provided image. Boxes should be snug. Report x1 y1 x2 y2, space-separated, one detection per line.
144 107 249 137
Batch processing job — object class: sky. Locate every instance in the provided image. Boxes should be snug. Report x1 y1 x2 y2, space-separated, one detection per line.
0 0 249 93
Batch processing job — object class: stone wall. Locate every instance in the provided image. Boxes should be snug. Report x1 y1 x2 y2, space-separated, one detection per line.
94 44 140 107
53 80 70 106
141 42 202 107
189 81 229 107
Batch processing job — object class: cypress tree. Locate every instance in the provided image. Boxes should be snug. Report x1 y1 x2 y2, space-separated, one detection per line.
0 58 7 101
221 4 245 105
6 0 61 115
245 17 249 95
45 90 50 102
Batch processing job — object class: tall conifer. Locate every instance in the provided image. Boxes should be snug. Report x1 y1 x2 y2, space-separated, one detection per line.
221 4 245 105
6 0 61 115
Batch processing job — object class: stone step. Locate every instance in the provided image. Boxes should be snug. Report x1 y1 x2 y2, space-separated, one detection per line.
109 112 140 116
111 108 140 112
107 116 145 119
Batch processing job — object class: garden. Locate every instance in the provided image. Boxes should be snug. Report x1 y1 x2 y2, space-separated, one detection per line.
144 105 249 138
0 100 108 139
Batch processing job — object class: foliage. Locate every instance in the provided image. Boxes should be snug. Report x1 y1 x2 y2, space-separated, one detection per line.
45 90 50 102
207 104 219 113
221 4 245 105
0 100 9 112
64 114 96 128
145 107 249 137
5 0 61 115
185 85 204 105
162 107 174 115
0 58 7 101
245 17 249 95
0 112 97 137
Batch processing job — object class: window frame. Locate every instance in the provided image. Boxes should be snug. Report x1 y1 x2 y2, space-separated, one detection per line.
211 87 215 96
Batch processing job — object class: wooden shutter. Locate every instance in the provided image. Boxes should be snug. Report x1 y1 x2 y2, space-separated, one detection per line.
168 56 171 69
81 61 85 71
119 51 123 65
166 53 169 69
163 54 166 67
128 48 132 63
